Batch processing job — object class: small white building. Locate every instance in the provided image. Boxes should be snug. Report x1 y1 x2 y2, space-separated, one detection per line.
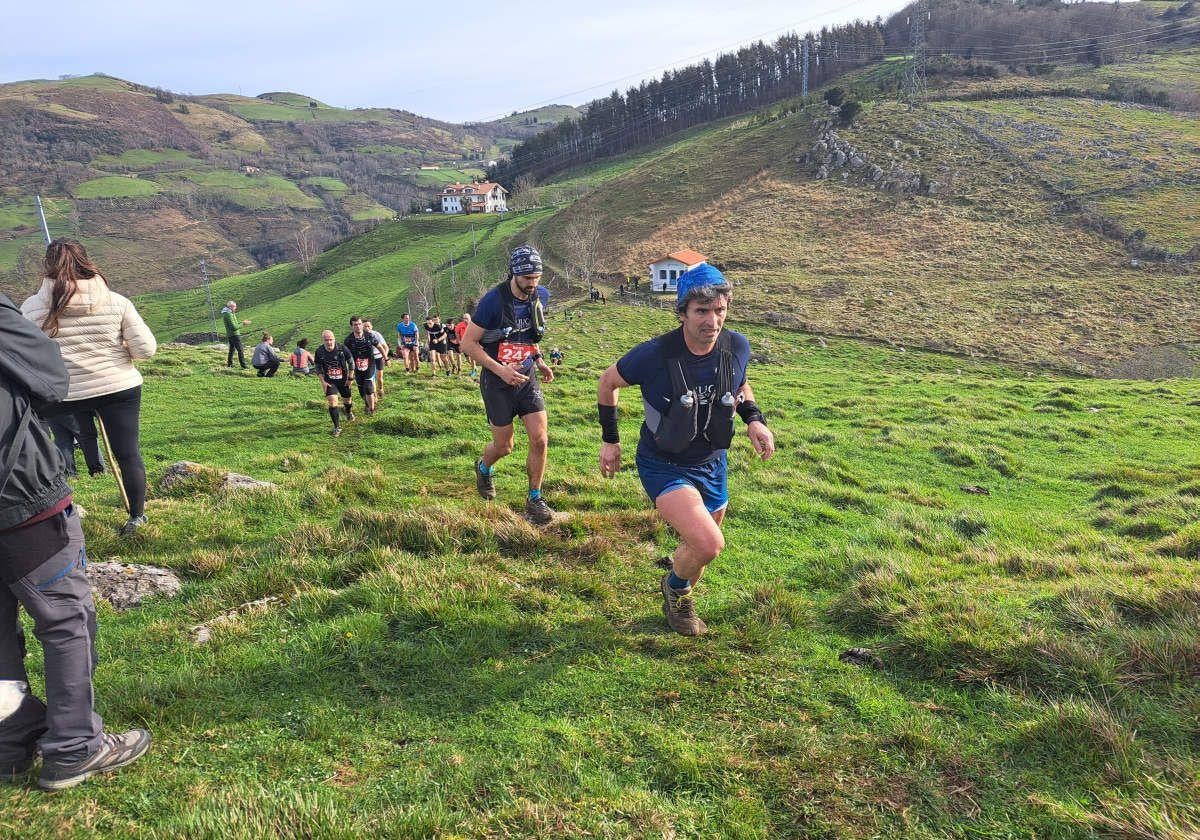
649 249 707 293
439 181 508 214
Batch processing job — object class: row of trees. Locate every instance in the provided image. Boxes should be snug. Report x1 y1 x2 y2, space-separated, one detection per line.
488 19 886 185
490 0 1196 187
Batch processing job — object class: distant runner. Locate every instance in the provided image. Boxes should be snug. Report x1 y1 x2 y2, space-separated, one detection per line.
344 316 387 415
314 330 355 436
455 313 476 378
444 316 462 374
462 245 556 525
396 313 420 373
364 320 390 400
425 316 450 376
596 264 774 635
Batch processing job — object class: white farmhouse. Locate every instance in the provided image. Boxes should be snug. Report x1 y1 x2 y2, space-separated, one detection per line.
439 182 508 214
648 249 707 293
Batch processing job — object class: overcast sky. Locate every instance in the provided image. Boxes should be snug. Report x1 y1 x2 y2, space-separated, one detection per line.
3 0 906 122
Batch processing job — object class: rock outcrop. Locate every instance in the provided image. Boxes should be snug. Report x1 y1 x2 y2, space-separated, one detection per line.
87 562 182 610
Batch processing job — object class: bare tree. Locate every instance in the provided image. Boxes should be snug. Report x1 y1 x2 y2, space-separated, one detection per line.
408 264 436 319
467 264 491 308
293 224 318 273
564 214 602 295
511 173 541 210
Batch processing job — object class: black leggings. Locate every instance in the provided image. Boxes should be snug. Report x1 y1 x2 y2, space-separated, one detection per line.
63 386 147 518
47 412 105 477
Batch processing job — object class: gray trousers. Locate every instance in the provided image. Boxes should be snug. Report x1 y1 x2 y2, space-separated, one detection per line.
0 507 103 765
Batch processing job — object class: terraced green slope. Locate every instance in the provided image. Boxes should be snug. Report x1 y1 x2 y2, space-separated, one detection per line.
139 211 554 345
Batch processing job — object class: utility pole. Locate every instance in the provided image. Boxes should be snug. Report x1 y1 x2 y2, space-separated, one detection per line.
201 260 218 340
801 38 810 98
35 195 51 244
901 0 929 105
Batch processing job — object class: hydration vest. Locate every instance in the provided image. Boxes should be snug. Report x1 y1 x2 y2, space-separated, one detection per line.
480 280 546 351
651 328 737 456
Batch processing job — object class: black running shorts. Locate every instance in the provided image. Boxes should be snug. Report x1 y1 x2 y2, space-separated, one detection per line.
480 370 545 427
324 381 352 399
354 369 376 396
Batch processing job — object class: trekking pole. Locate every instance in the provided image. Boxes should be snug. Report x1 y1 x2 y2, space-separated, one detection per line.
94 416 131 516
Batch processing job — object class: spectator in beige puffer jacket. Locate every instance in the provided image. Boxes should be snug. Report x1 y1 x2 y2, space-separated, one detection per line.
21 239 157 537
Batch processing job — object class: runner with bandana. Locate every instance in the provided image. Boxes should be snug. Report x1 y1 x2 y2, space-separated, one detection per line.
596 264 775 635
461 245 556 525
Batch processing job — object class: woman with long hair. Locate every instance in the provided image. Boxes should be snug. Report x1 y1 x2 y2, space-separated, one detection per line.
21 239 157 536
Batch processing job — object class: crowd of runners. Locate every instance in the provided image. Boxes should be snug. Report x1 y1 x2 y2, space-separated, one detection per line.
1 237 774 791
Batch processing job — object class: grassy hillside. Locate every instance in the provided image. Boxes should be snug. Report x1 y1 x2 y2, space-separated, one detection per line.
0 75 559 297
1 306 1196 837
138 211 554 346
534 49 1200 376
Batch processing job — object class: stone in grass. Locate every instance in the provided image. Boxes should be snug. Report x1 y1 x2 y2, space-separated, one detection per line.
191 595 283 644
159 461 276 494
87 562 182 611
839 647 884 670
961 485 990 495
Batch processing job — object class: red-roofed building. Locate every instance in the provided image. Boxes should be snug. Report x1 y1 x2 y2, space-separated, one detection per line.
439 181 508 214
648 249 708 292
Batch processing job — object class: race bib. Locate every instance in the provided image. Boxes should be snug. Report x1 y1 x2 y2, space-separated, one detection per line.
402 337 417 347
355 357 370 371
497 342 538 365
327 367 344 379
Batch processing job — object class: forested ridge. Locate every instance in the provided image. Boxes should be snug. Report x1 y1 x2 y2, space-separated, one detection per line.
489 0 1200 186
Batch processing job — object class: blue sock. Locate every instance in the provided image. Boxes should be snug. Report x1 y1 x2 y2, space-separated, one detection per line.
478 460 493 476
528 488 541 501
667 571 691 592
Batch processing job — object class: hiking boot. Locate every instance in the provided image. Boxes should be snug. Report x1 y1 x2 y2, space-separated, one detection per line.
118 515 148 537
38 729 151 792
331 426 342 438
475 460 495 500
525 495 554 525
660 574 707 636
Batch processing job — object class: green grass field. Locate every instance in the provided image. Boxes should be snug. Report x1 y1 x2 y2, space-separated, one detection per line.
91 149 200 172
406 168 487 188
137 211 553 344
72 176 163 200
1 304 1195 838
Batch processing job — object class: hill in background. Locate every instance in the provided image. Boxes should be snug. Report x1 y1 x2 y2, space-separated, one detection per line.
0 72 577 297
532 49 1200 377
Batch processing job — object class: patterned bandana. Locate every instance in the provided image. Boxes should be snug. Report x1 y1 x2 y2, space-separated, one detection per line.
509 245 543 277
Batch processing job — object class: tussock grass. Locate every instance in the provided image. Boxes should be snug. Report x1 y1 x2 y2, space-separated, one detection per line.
5 313 1197 838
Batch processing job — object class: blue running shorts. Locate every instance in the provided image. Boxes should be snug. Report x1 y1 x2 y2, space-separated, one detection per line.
635 450 728 513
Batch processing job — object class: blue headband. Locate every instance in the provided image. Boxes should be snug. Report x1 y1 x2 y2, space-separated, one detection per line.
676 263 729 303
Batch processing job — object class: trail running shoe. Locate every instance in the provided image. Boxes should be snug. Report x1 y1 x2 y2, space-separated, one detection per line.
332 427 342 438
345 411 355 423
656 555 673 569
660 574 707 636
525 496 554 525
38 729 151 792
119 515 148 537
474 460 495 500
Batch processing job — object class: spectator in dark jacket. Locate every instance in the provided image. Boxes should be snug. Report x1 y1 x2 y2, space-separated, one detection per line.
0 292 151 791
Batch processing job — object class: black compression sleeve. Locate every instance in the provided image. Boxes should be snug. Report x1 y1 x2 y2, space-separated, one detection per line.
737 400 766 425
598 403 619 444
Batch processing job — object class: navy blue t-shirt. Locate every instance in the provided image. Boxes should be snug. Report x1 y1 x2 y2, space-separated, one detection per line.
473 284 551 345
616 329 751 465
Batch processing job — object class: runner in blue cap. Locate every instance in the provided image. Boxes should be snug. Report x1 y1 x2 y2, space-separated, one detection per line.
461 245 557 524
596 262 775 635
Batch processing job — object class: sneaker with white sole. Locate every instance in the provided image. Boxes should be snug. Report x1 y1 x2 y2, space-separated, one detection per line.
38 729 151 791
119 515 147 537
